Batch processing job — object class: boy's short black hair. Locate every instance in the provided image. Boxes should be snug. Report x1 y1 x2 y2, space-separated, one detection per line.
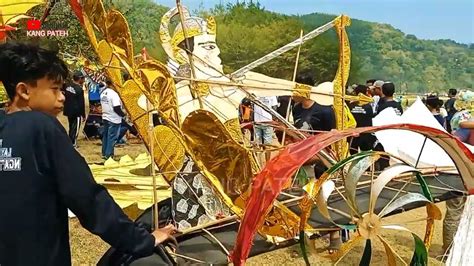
105 78 113 87
354 85 368 95
0 42 68 100
366 79 376 85
448 88 457 96
241 97 251 106
382 82 396 97
426 94 443 109
72 71 84 81
295 72 315 86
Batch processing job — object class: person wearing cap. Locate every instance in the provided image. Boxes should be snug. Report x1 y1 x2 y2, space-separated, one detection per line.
450 90 474 144
369 80 384 113
442 92 473 254
63 70 86 147
372 80 384 97
443 92 473 254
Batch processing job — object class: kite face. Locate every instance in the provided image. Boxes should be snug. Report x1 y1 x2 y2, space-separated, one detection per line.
193 33 223 74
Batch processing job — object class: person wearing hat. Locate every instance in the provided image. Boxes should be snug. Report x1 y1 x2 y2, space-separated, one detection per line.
369 80 384 114
442 91 473 254
450 90 474 144
63 70 86 147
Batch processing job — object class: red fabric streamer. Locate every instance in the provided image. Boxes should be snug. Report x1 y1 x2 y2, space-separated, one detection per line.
68 0 84 25
230 132 342 265
0 25 16 43
230 124 474 265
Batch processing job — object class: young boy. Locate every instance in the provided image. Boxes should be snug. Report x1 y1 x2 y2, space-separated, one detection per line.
0 42 175 266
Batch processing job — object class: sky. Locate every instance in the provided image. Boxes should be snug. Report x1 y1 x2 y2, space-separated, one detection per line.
157 0 474 44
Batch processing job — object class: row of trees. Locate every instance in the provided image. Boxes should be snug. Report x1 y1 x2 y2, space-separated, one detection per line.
7 0 473 94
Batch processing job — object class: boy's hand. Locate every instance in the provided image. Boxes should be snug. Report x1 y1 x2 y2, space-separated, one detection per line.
152 224 178 246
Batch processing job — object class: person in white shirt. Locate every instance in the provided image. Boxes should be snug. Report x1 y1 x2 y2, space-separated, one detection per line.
100 79 125 159
253 96 278 162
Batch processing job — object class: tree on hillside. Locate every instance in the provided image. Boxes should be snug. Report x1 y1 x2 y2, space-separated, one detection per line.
107 0 169 60
212 2 355 83
8 0 169 62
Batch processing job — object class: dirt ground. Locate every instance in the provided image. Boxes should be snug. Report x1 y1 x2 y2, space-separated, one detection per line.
60 116 447 265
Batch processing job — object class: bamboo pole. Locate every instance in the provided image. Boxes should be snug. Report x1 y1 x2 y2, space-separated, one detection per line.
147 99 159 230
282 29 304 145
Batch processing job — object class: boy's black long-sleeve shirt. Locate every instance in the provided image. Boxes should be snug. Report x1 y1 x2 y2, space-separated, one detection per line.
0 111 155 266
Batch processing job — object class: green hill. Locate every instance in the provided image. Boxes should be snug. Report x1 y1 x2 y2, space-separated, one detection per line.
300 13 473 93
209 3 473 93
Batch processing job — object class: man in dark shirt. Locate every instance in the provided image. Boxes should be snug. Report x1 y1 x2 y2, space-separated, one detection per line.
0 42 175 266
347 85 375 154
377 82 403 115
291 73 340 251
373 82 403 170
292 101 336 131
292 74 336 133
63 71 86 147
444 88 457 133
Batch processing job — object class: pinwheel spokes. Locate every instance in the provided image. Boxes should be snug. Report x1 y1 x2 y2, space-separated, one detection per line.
313 152 440 265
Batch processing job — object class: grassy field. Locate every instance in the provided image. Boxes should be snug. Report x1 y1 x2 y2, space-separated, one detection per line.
59 115 447 265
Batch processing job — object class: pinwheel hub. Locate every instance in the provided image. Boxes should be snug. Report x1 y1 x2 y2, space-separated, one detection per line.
358 213 381 240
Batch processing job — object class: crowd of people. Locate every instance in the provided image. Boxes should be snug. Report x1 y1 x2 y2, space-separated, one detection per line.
240 77 474 155
239 74 473 254
60 70 139 160
240 76 407 167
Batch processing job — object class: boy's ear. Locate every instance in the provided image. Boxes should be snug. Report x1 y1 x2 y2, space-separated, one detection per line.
16 82 30 101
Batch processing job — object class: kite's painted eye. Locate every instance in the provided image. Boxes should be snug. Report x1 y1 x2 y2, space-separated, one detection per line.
201 44 216 50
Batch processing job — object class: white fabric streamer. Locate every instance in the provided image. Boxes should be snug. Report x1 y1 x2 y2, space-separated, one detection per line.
446 195 474 265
